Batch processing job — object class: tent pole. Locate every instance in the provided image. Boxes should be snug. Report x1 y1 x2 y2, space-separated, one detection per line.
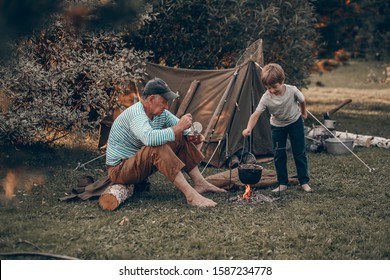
225 132 232 202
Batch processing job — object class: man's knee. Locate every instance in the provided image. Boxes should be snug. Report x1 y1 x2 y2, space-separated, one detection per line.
150 144 174 157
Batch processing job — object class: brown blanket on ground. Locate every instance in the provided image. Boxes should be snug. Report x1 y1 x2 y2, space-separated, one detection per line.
59 175 151 202
205 168 299 190
59 175 112 201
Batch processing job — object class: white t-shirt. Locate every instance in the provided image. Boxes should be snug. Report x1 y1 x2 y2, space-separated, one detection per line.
256 84 305 127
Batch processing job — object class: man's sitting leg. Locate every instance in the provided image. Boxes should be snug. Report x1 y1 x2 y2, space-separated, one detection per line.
173 171 217 208
168 134 226 194
188 167 227 194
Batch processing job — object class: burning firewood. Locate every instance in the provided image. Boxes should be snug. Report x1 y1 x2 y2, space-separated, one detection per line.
229 189 280 204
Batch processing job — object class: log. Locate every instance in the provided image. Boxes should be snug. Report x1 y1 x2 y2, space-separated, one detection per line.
98 184 134 211
306 126 390 149
335 131 390 149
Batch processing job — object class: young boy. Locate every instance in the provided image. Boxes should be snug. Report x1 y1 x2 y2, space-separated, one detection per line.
242 63 312 192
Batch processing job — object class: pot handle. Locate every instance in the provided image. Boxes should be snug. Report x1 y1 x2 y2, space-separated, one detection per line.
239 137 245 164
240 136 252 164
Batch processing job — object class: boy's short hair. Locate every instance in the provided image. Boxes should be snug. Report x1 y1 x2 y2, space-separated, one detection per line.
261 63 285 86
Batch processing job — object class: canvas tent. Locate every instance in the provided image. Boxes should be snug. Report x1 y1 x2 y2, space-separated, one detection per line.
144 60 273 167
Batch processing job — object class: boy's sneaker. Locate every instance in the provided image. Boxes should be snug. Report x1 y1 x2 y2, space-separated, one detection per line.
301 184 313 192
271 185 287 193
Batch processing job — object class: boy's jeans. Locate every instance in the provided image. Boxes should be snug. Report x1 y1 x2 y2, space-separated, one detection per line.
271 117 309 186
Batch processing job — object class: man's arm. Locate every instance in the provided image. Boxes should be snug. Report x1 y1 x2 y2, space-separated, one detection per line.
131 114 176 146
171 113 192 136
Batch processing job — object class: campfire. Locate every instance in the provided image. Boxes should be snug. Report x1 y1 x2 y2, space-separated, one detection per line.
229 184 279 204
234 153 277 204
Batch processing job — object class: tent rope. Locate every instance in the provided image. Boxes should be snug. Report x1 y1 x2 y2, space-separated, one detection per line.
74 153 106 171
201 139 222 175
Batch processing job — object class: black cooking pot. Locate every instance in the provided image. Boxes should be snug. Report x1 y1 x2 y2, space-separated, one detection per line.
238 163 263 185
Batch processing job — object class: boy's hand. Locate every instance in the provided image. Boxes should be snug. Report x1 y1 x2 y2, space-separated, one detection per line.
242 128 251 137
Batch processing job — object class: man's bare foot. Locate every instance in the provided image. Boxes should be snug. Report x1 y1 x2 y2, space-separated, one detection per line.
187 194 217 208
194 181 227 194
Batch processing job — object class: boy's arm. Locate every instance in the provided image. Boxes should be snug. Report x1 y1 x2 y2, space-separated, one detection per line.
242 111 262 137
299 101 308 120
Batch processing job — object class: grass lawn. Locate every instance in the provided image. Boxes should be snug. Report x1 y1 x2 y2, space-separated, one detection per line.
0 60 389 260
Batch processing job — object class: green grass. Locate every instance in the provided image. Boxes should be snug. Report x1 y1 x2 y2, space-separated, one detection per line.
0 60 389 260
308 59 389 90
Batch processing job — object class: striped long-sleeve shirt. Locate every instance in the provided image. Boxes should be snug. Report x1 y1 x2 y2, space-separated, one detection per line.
106 102 184 166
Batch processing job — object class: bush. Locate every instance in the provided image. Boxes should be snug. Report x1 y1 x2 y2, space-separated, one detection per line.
0 6 152 146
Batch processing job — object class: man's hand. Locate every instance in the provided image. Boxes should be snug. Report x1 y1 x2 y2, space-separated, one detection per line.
187 133 204 145
173 113 192 135
195 134 205 144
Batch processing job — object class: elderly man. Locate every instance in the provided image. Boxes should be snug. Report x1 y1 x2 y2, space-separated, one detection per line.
106 78 226 207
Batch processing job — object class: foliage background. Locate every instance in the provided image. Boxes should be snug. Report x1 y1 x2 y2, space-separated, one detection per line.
0 1 153 145
0 25 151 145
315 0 390 60
133 0 319 84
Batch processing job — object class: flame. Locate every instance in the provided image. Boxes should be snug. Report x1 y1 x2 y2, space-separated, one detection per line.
243 184 251 200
